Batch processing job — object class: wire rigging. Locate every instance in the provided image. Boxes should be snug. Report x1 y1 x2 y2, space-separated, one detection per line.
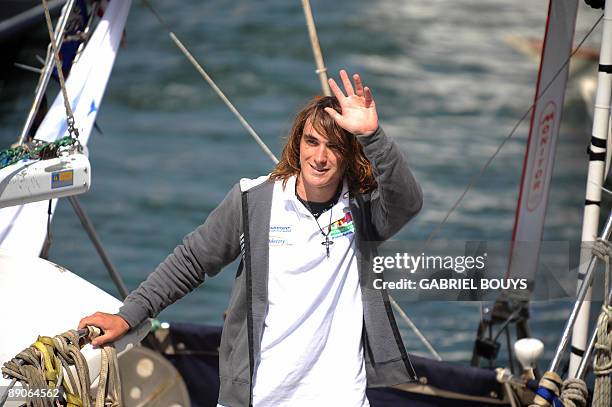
140 0 279 165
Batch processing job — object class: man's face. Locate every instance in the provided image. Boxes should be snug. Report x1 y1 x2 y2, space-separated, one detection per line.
298 120 344 200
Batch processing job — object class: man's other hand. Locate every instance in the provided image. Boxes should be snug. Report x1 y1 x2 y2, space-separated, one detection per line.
78 312 130 347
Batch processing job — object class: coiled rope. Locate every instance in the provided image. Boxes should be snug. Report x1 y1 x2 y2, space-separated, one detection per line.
592 305 612 405
528 371 588 407
529 238 612 407
560 379 589 407
1 326 122 407
527 238 612 407
592 238 612 407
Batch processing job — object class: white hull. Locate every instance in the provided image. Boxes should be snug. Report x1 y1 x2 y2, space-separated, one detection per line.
0 250 150 406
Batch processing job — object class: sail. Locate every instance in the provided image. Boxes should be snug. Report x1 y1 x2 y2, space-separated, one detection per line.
504 0 579 300
0 0 131 256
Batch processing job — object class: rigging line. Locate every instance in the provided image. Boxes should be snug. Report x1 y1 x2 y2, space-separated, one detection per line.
389 296 442 361
425 13 604 246
42 0 81 141
140 0 279 165
18 0 76 145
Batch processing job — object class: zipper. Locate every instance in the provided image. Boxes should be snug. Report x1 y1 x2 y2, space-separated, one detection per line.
241 191 255 405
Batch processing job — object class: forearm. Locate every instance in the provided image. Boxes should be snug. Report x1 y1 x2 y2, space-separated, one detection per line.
116 241 207 327
358 126 423 239
117 184 243 328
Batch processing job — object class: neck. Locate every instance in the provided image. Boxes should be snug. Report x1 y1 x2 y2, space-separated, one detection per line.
295 174 340 203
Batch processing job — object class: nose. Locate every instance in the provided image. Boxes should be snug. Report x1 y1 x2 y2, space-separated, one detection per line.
314 145 328 165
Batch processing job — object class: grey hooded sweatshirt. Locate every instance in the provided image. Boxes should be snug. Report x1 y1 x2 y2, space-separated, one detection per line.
117 126 423 407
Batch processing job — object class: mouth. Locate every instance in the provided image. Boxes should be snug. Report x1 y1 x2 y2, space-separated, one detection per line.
309 164 329 175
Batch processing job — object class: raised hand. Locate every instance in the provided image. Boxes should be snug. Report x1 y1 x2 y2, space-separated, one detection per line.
324 70 378 136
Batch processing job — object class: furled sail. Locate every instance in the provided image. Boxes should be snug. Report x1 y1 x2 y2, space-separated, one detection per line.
505 0 579 300
0 0 131 256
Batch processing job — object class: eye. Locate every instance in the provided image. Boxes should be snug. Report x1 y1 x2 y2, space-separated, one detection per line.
305 138 317 146
327 144 340 151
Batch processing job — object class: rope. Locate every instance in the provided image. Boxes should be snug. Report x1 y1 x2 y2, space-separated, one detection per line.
0 326 122 407
526 372 587 407
591 238 612 267
1 0 84 172
592 305 612 406
592 236 612 407
528 238 612 407
529 371 563 407
0 136 79 169
560 379 588 407
41 0 81 143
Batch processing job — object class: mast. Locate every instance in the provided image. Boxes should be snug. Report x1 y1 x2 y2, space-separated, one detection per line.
301 0 331 96
569 0 612 377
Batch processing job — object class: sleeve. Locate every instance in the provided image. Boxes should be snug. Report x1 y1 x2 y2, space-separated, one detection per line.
358 126 423 241
116 183 243 327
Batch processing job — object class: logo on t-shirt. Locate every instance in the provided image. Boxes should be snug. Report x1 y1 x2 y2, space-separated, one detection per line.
330 208 354 238
269 225 293 246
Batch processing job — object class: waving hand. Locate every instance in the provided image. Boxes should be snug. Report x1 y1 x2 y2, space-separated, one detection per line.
324 70 378 136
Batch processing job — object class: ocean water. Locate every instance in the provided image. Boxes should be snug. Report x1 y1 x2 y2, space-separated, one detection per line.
0 0 605 367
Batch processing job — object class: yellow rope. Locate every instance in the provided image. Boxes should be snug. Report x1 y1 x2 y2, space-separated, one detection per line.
1 327 122 407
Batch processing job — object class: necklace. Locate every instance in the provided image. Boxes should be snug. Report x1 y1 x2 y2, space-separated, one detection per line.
295 184 341 258
314 207 334 258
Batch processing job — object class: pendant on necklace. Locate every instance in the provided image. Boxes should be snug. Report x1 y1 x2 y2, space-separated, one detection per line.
321 236 334 258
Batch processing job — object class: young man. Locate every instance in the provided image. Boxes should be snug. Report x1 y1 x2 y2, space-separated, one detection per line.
79 70 422 407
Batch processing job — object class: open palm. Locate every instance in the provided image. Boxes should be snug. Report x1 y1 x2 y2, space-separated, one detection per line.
324 70 378 136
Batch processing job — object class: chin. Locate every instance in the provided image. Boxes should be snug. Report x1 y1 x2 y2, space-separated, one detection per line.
305 173 333 187
314 181 343 194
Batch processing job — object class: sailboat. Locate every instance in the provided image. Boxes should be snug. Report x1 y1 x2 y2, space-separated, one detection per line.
1 0 611 406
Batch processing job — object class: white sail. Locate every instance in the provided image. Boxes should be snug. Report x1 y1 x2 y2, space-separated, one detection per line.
0 0 131 256
505 0 579 298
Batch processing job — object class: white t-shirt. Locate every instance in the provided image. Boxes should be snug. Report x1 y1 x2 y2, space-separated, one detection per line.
250 176 368 407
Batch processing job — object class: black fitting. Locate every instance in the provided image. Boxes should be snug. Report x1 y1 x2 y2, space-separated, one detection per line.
585 0 605 9
474 337 501 360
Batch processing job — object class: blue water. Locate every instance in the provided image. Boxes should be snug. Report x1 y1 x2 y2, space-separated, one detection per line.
0 0 605 366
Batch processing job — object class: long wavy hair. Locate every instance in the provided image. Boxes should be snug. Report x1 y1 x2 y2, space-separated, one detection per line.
270 96 377 194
